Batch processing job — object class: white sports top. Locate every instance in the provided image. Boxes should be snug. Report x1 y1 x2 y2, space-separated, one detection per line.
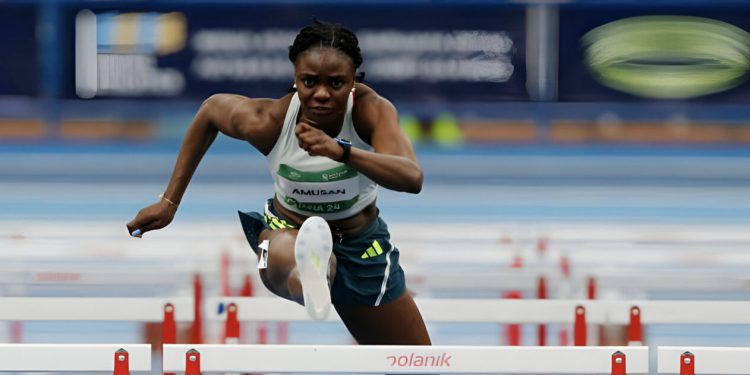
266 92 378 220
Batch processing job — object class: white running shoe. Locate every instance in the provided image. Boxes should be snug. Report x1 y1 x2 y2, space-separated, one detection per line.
294 216 333 321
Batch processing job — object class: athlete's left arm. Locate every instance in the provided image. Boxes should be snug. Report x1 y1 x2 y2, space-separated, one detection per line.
349 92 423 193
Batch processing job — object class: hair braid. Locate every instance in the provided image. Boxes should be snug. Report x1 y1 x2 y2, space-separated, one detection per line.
288 19 363 69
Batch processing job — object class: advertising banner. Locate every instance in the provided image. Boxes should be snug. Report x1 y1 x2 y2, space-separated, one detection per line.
0 5 39 97
68 4 528 102
559 6 750 103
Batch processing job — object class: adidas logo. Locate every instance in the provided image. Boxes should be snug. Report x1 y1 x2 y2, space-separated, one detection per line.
360 240 384 259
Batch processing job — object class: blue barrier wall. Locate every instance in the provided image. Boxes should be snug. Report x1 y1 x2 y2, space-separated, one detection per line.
1 0 750 148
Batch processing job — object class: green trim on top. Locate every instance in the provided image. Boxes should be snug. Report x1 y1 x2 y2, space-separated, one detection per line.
278 163 358 183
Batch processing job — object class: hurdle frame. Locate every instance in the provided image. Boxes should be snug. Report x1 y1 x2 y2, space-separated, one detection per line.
163 344 648 374
658 346 750 375
0 344 150 372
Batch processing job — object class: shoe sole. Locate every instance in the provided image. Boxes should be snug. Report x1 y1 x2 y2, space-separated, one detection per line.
294 216 333 320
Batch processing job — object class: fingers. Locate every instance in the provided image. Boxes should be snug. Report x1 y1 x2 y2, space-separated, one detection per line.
127 218 163 238
126 208 152 238
138 220 164 234
295 122 315 148
298 137 327 156
126 220 143 238
295 122 335 157
296 129 316 153
126 203 174 238
127 219 149 238
295 121 313 133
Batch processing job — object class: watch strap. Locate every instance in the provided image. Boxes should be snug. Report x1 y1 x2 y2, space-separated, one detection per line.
334 137 351 162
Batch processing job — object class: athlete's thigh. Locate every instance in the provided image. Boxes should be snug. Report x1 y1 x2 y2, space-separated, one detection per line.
259 228 298 266
257 228 298 295
334 292 431 345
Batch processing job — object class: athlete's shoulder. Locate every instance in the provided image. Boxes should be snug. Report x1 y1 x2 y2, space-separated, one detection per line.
353 83 397 114
354 83 386 102
353 83 395 115
219 93 290 128
351 84 398 144
265 92 295 124
204 93 293 153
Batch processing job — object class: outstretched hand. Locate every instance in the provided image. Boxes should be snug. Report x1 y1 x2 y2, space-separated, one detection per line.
126 200 176 238
295 122 345 161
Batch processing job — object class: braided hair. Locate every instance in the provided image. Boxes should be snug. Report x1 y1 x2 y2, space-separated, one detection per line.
289 19 364 73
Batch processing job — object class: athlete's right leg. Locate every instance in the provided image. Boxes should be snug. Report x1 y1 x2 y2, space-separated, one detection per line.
256 228 303 303
256 226 338 310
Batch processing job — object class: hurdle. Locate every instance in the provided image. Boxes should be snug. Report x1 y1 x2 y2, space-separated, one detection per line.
207 297 750 324
0 297 193 321
163 344 648 374
207 297 750 345
0 297 193 347
0 344 150 373
658 347 750 375
404 268 750 293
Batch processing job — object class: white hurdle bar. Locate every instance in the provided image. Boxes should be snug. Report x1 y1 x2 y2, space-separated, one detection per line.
0 344 150 372
404 268 750 293
0 297 193 321
163 344 648 374
207 297 750 324
658 347 750 375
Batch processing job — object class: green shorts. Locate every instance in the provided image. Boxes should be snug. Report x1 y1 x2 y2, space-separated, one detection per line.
238 199 406 307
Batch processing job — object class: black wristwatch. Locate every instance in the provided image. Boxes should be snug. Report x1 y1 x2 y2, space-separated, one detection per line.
334 137 352 162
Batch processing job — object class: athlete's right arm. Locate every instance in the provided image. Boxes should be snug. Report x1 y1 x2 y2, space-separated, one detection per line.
126 94 274 237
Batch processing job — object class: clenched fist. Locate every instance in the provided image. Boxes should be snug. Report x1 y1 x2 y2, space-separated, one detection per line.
295 122 346 161
126 199 176 238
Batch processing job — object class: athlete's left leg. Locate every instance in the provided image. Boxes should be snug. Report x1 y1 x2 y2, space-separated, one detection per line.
334 291 431 345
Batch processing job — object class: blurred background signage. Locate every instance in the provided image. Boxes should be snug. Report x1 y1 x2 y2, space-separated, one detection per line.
73 4 528 101
559 7 750 102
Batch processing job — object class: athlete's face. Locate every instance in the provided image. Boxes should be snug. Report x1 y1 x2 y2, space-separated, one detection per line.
294 47 355 126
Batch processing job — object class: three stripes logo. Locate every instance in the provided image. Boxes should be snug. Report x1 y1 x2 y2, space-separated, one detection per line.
360 240 384 259
265 212 294 230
